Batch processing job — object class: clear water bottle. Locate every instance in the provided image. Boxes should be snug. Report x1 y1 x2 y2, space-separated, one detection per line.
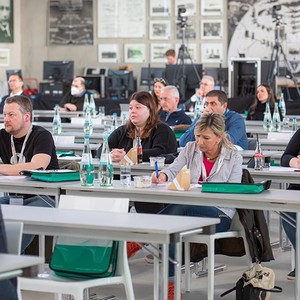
89 94 97 118
52 104 62 135
112 112 118 130
98 135 114 186
121 112 127 125
83 94 89 113
194 96 203 119
83 108 93 136
292 117 298 131
263 102 273 132
254 138 263 171
278 92 286 118
272 102 281 132
80 136 94 186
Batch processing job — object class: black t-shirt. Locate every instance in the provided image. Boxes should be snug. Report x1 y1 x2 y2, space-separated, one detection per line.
59 91 90 111
0 125 59 170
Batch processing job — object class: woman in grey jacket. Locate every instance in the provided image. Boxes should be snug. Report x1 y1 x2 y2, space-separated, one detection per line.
152 112 243 297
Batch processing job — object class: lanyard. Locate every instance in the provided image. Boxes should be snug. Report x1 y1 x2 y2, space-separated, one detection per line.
10 126 32 165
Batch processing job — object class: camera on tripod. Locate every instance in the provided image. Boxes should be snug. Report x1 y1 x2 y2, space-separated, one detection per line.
272 4 282 20
177 5 188 27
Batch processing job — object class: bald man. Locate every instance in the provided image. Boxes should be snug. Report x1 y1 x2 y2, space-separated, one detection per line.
58 77 89 111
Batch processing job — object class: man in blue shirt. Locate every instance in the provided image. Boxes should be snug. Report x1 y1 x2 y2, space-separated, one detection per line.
159 85 192 128
179 90 248 149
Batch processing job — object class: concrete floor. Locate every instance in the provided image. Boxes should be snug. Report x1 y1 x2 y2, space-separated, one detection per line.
22 212 295 300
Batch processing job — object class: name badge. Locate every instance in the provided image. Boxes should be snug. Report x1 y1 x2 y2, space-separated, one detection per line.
9 195 24 206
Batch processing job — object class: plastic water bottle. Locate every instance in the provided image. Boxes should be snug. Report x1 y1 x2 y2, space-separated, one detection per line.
254 136 263 171
292 117 298 131
272 102 281 132
98 134 114 186
112 113 118 130
80 136 94 186
83 108 93 136
121 112 127 125
83 94 89 113
194 96 203 119
89 94 97 118
278 93 286 118
263 102 272 132
52 104 62 135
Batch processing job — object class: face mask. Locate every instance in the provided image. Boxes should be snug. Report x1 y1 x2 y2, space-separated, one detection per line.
71 87 80 96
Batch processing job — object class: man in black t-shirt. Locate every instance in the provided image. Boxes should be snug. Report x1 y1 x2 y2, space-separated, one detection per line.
0 95 59 251
0 95 58 174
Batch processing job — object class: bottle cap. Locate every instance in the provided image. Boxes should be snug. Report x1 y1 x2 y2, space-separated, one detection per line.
84 135 90 139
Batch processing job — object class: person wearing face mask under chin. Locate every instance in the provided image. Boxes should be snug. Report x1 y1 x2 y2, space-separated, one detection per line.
0 95 59 253
58 76 90 112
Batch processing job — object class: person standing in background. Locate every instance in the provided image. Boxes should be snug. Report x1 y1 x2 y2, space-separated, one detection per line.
165 49 176 65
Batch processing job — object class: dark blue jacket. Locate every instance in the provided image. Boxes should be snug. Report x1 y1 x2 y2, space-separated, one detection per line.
160 110 192 127
179 109 248 150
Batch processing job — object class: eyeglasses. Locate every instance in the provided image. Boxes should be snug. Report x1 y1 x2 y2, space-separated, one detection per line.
154 78 167 85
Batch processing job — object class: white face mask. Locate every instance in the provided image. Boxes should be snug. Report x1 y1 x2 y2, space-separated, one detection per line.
71 87 80 96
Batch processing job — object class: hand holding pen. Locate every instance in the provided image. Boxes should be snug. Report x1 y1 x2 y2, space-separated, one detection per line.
151 161 167 183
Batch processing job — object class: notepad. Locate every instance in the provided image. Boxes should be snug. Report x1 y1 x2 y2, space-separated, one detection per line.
20 169 80 182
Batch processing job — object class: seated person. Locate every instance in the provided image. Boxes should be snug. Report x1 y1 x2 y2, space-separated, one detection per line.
0 73 25 113
58 76 89 111
247 83 282 120
184 75 215 111
109 91 178 214
0 95 59 252
159 85 192 130
179 90 248 150
152 77 168 111
152 112 243 298
280 127 300 280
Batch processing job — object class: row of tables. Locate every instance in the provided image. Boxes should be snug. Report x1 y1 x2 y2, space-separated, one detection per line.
1 165 300 299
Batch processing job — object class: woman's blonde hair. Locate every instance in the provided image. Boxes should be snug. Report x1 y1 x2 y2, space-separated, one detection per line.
194 112 235 149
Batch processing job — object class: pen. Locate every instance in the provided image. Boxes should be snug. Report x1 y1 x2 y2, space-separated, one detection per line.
155 161 159 178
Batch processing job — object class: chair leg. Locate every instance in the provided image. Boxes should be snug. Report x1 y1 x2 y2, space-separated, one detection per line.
207 237 214 300
184 241 191 293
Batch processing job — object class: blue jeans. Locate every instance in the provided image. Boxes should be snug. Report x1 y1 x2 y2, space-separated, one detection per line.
159 204 232 278
0 195 55 253
281 211 296 250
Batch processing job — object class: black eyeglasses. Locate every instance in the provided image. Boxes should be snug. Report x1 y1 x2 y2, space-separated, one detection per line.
154 78 167 85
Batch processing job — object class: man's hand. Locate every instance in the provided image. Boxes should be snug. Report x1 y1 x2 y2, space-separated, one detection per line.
64 103 77 111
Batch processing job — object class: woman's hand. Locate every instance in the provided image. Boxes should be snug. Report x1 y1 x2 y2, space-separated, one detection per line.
152 171 167 184
110 148 126 162
290 156 300 169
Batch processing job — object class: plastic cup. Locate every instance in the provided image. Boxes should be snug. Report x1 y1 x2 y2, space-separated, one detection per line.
120 163 131 186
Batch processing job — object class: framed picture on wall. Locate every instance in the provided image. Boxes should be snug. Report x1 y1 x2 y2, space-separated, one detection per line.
150 0 171 16
98 44 119 63
201 0 223 16
124 44 146 63
201 43 223 63
0 0 14 43
201 20 223 39
175 43 197 63
150 21 171 40
0 49 10 66
150 43 172 63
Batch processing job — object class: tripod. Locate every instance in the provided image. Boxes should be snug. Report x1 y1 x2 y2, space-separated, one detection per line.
267 17 300 100
173 25 201 101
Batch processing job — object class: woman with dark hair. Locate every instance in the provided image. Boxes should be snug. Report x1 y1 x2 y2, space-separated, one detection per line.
152 77 168 110
109 91 177 164
247 83 277 120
